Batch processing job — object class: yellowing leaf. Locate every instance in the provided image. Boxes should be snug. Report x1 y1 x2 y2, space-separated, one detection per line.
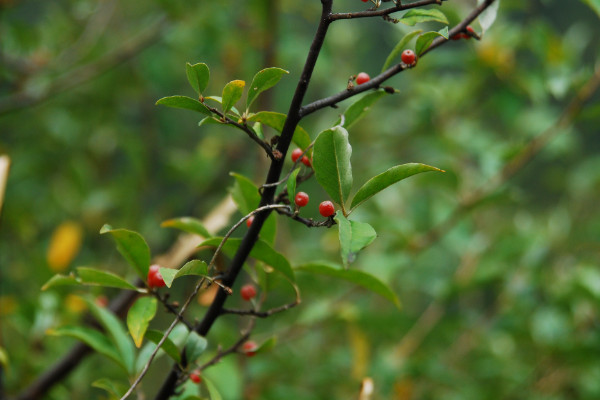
47 221 83 272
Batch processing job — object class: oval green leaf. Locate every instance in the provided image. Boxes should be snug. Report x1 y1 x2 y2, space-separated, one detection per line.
100 224 151 279
76 267 140 291
350 163 444 211
313 126 353 207
334 213 377 266
296 262 401 308
382 30 423 72
222 80 245 114
145 329 182 363
127 296 157 348
246 67 289 109
92 378 128 399
156 96 211 116
185 331 208 364
161 217 212 238
400 8 449 26
335 90 390 128
41 273 80 291
200 237 294 282
185 62 210 95
416 27 449 56
478 0 500 33
159 260 209 288
246 111 311 151
287 168 301 200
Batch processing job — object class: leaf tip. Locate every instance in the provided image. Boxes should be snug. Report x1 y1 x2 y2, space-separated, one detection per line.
99 224 112 234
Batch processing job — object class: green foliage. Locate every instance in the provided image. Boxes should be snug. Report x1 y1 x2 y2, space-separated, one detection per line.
246 67 289 110
159 260 209 288
186 63 210 96
334 212 377 267
221 80 246 114
382 30 423 71
184 332 208 364
127 296 157 348
100 225 151 279
156 96 212 115
416 27 449 56
400 8 449 26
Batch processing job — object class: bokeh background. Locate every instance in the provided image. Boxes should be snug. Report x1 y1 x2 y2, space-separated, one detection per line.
2 0 600 399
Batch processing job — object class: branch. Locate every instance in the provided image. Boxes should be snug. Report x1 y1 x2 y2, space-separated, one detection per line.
221 300 300 318
329 0 442 21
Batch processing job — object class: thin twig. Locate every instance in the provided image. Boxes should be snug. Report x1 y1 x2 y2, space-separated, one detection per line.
329 0 442 21
261 142 314 190
221 300 299 318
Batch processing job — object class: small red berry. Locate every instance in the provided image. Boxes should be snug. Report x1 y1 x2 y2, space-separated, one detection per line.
242 341 258 357
95 295 108 308
466 26 475 34
356 72 370 85
246 216 254 228
319 201 335 217
401 49 416 65
148 264 166 289
240 284 257 301
361 0 369 2
295 192 309 208
301 155 311 167
189 371 202 384
291 148 303 163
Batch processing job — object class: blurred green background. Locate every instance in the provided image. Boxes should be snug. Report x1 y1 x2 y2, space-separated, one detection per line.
2 0 600 399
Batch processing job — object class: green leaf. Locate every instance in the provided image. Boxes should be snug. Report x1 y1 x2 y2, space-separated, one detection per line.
256 336 277 354
185 62 210 95
159 260 209 288
286 168 300 200
198 116 224 127
87 298 136 375
144 329 182 363
41 273 80 291
335 90 389 128
221 80 245 114
246 67 289 109
296 262 401 308
334 213 377 266
246 111 311 151
156 96 211 116
400 8 449 26
200 237 295 282
382 30 423 72
313 126 353 208
350 163 444 211
416 27 449 56
127 296 157 348
229 172 276 244
161 217 212 238
100 225 151 279
203 376 223 400
478 0 500 33
92 378 128 399
0 347 9 369
48 326 127 371
185 331 208 363
76 267 140 291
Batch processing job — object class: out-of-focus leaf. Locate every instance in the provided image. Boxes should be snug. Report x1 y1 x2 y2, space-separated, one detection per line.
350 163 444 211
76 267 140 291
478 0 501 33
46 221 83 272
100 225 151 279
246 111 311 151
335 91 389 128
222 80 245 114
287 168 300 199
203 376 223 400
127 296 157 348
246 67 289 109
186 62 210 95
296 262 401 308
48 326 127 371
313 126 353 207
200 237 294 282
41 273 80 291
416 27 449 56
159 260 209 288
334 213 377 266
185 331 208 363
0 347 8 369
156 96 211 116
87 298 136 375
400 9 448 26
256 336 277 354
92 378 128 399
382 30 422 71
161 217 211 238
145 329 181 363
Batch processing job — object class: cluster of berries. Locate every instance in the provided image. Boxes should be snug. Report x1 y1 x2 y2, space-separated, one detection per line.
451 26 477 40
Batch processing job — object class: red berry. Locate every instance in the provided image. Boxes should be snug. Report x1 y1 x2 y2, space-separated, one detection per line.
246 216 254 228
148 264 166 289
466 26 475 34
189 371 202 384
295 192 309 208
95 295 108 308
301 155 311 168
319 201 335 217
242 341 258 357
356 72 370 85
401 49 416 65
361 0 369 2
291 148 303 163
240 284 257 301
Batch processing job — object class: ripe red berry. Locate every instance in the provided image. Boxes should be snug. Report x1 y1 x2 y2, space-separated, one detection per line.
361 0 369 2
301 155 311 167
240 284 257 301
356 72 370 85
295 192 309 208
246 216 254 228
189 371 202 384
148 264 166 289
291 148 303 163
466 26 475 34
401 49 416 65
319 201 335 217
242 341 258 357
